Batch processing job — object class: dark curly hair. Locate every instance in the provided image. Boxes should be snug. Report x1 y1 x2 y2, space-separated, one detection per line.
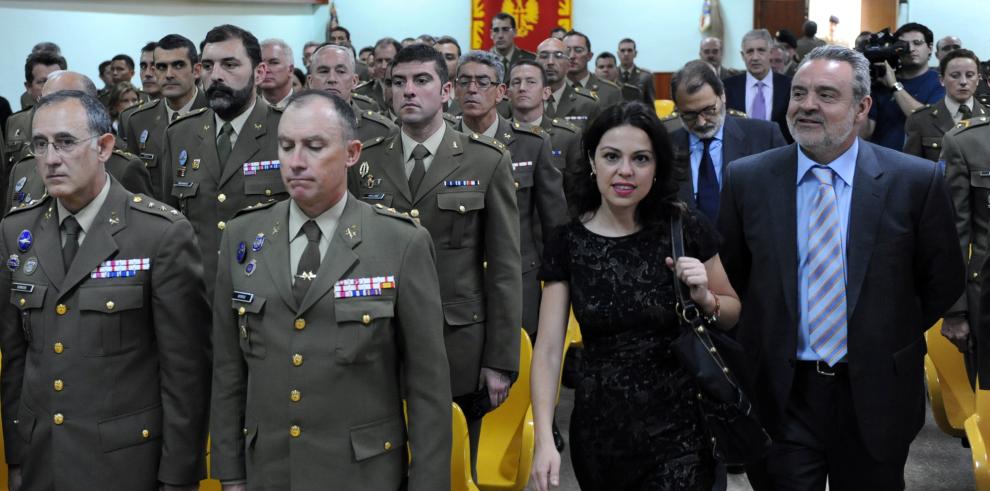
568 101 682 225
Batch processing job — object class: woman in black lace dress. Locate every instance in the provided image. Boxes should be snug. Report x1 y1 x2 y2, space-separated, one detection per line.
529 102 741 491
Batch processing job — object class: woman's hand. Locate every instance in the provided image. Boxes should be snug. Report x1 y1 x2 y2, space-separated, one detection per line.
666 256 716 313
531 439 562 491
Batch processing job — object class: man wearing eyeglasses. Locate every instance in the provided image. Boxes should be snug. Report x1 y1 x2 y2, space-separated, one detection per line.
0 90 210 491
563 31 622 109
670 60 786 223
536 37 599 128
490 13 535 83
453 50 566 339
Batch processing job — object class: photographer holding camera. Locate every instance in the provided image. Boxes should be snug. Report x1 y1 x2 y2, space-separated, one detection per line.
863 23 945 150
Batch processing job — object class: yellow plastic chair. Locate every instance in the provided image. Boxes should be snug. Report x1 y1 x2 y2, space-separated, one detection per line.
476 329 534 491
654 99 675 118
452 403 481 491
925 319 975 438
966 384 990 490
200 436 220 490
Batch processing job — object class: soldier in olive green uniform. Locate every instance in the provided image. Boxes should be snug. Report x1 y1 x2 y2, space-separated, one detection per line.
489 13 536 83
211 91 450 490
5 108 32 172
617 39 656 105
0 91 209 491
563 31 622 109
538 38 601 128
347 45 521 472
307 44 396 143
162 25 287 300
906 100 988 162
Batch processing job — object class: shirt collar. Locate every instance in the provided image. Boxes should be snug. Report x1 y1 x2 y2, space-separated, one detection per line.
551 84 566 104
288 194 347 241
274 88 294 109
944 96 974 118
165 88 199 122
571 73 591 88
796 138 859 187
57 173 112 233
746 70 773 89
400 123 446 162
687 123 725 147
481 116 500 139
214 96 257 138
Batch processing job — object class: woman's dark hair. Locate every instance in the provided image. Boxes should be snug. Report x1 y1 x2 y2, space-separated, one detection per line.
292 67 306 87
569 101 681 224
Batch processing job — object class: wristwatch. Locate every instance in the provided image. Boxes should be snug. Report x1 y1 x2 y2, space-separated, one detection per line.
892 82 904 92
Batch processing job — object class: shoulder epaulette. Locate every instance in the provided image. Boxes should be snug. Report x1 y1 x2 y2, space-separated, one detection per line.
129 98 162 116
233 198 278 218
443 112 461 125
112 148 140 161
598 78 621 89
550 118 579 133
953 116 990 133
362 135 389 150
371 203 417 225
727 109 748 118
572 86 598 101
169 106 209 126
14 151 35 165
353 92 377 105
511 120 545 137
353 80 372 91
129 194 182 220
467 132 508 153
912 104 932 114
9 107 30 118
360 109 395 128
7 194 48 215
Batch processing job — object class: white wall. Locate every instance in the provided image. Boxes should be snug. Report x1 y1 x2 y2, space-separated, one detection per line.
0 0 755 109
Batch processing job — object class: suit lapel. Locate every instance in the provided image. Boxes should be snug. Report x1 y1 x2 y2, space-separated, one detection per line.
556 84 577 117
219 99 267 187
494 117 515 147
261 201 296 311
845 142 887 319
60 180 128 294
380 134 413 204
196 114 222 182
35 199 65 290
412 128 462 205
298 195 362 314
720 117 747 170
768 145 799 320
772 73 789 121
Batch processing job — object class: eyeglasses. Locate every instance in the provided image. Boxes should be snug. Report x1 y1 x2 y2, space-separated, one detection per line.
456 76 496 90
30 134 101 156
537 51 567 60
679 103 721 122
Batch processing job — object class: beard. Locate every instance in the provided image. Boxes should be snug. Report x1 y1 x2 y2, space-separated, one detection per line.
687 106 726 139
787 109 856 154
207 81 255 120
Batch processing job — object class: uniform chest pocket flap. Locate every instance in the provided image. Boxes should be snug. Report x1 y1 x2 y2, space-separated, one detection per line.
512 166 535 189
232 296 267 358
334 297 395 364
244 173 286 197
97 404 163 453
138 153 158 168
10 284 47 310
171 180 199 200
970 169 990 189
350 416 407 462
921 136 942 149
78 284 146 356
437 192 485 248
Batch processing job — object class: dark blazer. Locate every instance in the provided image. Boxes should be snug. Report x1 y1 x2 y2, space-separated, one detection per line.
724 71 793 143
669 115 786 205
718 141 965 461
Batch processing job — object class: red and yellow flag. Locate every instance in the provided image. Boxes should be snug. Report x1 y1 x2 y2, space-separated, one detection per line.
470 0 573 52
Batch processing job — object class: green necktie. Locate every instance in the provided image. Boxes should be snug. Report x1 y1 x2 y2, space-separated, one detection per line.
217 121 234 164
293 220 322 305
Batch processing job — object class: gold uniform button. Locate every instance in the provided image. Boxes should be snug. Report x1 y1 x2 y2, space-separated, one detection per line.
54 342 64 354
290 425 301 437
238 306 246 316
294 318 306 330
384 441 392 451
218 193 227 203
142 429 150 439
105 301 115 311
18 298 25 307
362 314 371 325
55 304 68 315
458 205 466 213
410 209 420 218
265 189 272 196
132 196 143 203
514 181 520 189
292 354 303 366
290 390 301 402
974 272 980 279
53 379 63 392
217 221 226 230
53 413 64 425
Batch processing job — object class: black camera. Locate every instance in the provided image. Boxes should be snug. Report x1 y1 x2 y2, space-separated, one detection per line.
860 29 909 81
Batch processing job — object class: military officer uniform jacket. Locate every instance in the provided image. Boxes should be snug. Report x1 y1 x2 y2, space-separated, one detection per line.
5 108 33 176
619 83 644 104
535 116 582 204
5 149 154 213
547 84 599 129
210 195 451 491
0 178 211 490
122 91 209 200
493 46 535 83
347 126 522 396
351 101 397 143
457 117 567 333
905 98 989 162
353 80 387 115
620 65 655 105
578 74 622 109
942 116 990 384
161 97 286 300
352 93 381 114
447 98 514 120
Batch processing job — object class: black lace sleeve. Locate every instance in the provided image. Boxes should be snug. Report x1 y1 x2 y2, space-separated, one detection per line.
539 222 573 282
682 208 720 263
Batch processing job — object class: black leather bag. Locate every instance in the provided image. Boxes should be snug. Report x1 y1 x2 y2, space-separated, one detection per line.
668 212 772 465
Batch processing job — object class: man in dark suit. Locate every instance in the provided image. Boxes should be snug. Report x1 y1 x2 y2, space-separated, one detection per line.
724 29 793 142
719 46 964 489
669 60 786 222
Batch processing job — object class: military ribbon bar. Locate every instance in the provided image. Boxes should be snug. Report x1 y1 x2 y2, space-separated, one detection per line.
444 180 480 188
243 160 282 176
334 275 396 298
91 258 152 278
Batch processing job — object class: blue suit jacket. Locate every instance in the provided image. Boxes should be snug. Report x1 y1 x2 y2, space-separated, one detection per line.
723 72 793 143
717 140 964 461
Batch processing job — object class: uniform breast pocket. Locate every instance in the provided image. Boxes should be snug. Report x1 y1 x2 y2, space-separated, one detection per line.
138 153 158 169
171 181 199 215
244 173 286 198
970 169 990 208
437 191 486 248
78 284 146 356
10 284 47 350
512 166 535 190
232 296 267 358
334 297 395 364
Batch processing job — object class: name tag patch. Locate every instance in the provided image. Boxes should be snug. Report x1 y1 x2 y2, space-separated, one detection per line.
564 115 588 121
243 160 281 175
11 282 34 293
444 180 480 188
232 291 255 303
91 258 151 278
334 275 395 298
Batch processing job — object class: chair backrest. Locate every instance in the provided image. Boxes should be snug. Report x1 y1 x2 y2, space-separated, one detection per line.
451 403 479 491
477 329 533 485
924 320 974 437
654 99 676 117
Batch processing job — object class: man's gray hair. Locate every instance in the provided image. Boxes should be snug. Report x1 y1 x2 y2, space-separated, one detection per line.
34 90 112 136
261 38 294 62
284 89 356 142
741 29 775 48
312 43 355 73
798 45 872 101
456 50 505 82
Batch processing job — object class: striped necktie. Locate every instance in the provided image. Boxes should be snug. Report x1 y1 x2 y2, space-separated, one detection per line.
807 165 847 366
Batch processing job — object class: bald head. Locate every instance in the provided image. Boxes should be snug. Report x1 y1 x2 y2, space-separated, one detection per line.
43 71 99 98
700 37 724 66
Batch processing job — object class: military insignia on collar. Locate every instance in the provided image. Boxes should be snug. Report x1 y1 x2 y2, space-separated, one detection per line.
363 174 381 189
17 230 32 253
359 162 370 177
109 212 120 225
344 225 358 239
253 122 263 130
296 271 317 281
272 221 281 237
